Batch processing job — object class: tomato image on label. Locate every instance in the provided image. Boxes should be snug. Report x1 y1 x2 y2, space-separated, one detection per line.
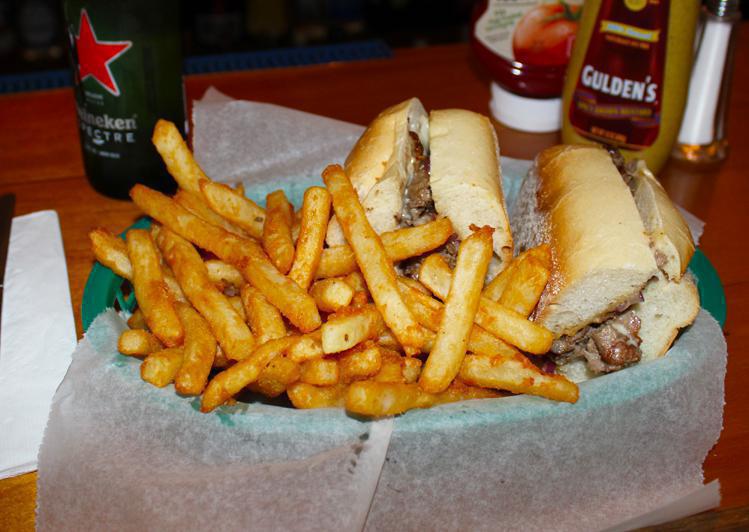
512 1 581 66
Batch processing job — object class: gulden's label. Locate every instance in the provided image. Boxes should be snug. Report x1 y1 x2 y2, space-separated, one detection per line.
568 0 668 148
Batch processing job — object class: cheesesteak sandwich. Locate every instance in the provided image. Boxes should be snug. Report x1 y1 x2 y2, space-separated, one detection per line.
326 98 513 276
513 145 700 382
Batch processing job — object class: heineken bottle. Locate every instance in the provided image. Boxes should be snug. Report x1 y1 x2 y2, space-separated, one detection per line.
63 0 184 199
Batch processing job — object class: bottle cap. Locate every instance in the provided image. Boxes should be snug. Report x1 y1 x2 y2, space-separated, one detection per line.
489 82 561 133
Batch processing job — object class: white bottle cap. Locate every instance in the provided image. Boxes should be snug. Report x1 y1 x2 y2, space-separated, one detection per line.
489 82 562 133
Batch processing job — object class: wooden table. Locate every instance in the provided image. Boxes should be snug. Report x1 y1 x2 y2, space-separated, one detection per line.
1 27 747 530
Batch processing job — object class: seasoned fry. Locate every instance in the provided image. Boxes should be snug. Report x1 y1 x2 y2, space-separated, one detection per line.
419 255 553 354
373 349 408 383
151 119 208 194
200 179 265 239
262 190 295 274
140 347 184 388
173 303 217 395
228 296 246 321
402 357 422 383
499 254 550 317
483 244 551 301
205 260 245 289
300 358 339 386
338 342 382 383
130 185 321 332
201 336 297 412
287 331 324 362
288 187 331 290
213 346 231 369
158 228 255 361
240 285 287 345
287 383 347 409
343 271 368 294
90 228 132 278
175 189 248 237
248 355 300 398
118 329 163 356
126 229 183 347
315 217 455 279
460 352 578 403
323 164 426 353
321 305 384 354
127 309 147 330
310 278 355 313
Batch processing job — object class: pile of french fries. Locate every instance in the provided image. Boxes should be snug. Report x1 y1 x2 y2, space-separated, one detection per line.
89 119 579 417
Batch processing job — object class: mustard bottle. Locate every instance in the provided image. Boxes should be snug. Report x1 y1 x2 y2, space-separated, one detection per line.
561 0 700 174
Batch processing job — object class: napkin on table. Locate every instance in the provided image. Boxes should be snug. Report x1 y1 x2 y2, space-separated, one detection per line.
0 210 76 479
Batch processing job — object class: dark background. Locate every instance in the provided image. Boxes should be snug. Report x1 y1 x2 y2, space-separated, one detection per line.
0 0 747 77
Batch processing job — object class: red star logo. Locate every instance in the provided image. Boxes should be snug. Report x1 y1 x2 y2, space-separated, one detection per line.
74 9 132 97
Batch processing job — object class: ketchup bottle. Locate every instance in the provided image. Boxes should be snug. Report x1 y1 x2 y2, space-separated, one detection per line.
471 0 583 141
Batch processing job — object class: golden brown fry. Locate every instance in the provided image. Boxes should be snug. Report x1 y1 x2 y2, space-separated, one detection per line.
420 228 493 393
90 228 132 278
315 217 455 279
499 255 550 317
310 278 355 313
161 267 188 303
130 185 321 332
205 260 245 289
118 329 163 356
158 228 255 361
287 332 324 363
287 383 347 409
126 229 183 347
398 276 430 295
338 342 382 383
248 355 300 398
460 352 579 403
402 357 422 384
483 244 551 301
213 346 231 369
373 349 408 383
228 295 246 321
140 347 184 388
201 336 297 412
127 309 147 330
300 358 339 386
419 255 553 354
173 303 217 395
288 187 331 290
262 190 295 274
174 189 249 238
240 285 287 345
321 305 384 354
151 119 208 194
323 165 426 353
343 271 368 293
199 179 265 239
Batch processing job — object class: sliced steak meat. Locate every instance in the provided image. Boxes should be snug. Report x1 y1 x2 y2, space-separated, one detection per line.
398 132 436 228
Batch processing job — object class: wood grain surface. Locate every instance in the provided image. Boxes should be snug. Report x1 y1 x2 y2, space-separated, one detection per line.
0 25 747 530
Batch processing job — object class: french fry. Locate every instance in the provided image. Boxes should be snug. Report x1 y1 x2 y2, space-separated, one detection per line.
310 278 355 313
419 228 494 393
287 331 324 362
322 164 426 353
158 228 255 361
228 296 246 321
338 342 382 383
130 185 321 332
126 229 183 347
174 303 217 395
459 352 579 403
373 349 408 383
262 190 295 274
126 309 147 330
241 285 287 345
499 255 551 317
315 217 455 279
321 305 384 354
483 244 551 301
346 380 500 417
175 189 249 238
248 355 300 398
90 228 132 278
199 179 265 239
161 267 188 303
151 119 208 194
343 271 368 294
419 255 554 354
300 358 339 386
201 336 297 412
118 329 163 356
213 346 231 369
205 260 245 289
140 347 184 388
287 383 347 409
402 357 422 384
288 187 331 290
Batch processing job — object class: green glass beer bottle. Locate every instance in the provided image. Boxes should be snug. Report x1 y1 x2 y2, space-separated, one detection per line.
63 0 184 199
